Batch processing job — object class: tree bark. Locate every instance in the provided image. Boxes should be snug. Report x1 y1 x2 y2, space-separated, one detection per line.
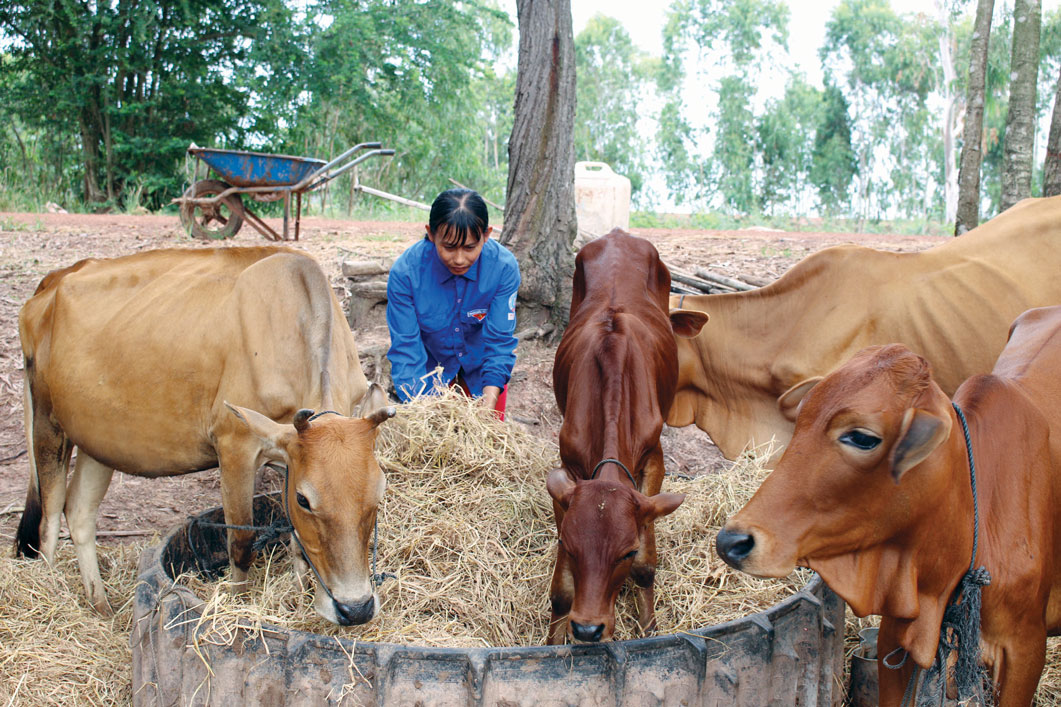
1000 0 1041 213
936 1 959 224
1042 64 1061 196
955 0 994 234
502 0 578 334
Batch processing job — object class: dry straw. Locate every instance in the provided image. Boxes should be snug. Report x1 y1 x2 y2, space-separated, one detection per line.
179 387 809 648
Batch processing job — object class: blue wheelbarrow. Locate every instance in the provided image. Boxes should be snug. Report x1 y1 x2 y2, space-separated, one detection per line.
175 142 394 241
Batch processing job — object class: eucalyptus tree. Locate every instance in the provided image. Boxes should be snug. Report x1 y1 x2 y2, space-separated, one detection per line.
574 14 653 203
1040 8 1061 196
1000 0 1041 211
955 0 995 233
810 80 858 215
821 0 938 220
756 75 822 215
657 0 789 213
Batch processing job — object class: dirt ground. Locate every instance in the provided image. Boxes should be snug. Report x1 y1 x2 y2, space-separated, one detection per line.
0 212 946 565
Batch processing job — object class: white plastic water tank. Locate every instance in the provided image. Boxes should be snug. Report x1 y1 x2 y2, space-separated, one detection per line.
574 162 631 239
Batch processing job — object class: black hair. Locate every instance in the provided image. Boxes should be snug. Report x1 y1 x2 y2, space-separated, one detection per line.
428 188 489 247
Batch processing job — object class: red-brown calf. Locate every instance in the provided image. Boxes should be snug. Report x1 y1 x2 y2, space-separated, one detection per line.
716 306 1061 706
547 229 706 644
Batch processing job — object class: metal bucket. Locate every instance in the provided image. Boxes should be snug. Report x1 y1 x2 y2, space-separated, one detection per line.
131 494 846 706
848 627 880 707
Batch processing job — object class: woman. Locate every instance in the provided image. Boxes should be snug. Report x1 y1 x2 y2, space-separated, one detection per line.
386 188 520 418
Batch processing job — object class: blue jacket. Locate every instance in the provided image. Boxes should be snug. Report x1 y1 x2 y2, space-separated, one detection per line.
386 237 520 401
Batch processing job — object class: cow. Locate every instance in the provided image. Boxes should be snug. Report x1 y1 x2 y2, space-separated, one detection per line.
546 229 708 644
668 195 1061 462
15 246 395 626
716 305 1061 706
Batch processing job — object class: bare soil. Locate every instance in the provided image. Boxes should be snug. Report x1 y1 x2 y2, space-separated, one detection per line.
0 212 946 560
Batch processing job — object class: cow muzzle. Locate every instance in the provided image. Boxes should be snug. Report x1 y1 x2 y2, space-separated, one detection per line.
334 594 377 626
715 525 795 578
570 620 606 643
716 527 756 570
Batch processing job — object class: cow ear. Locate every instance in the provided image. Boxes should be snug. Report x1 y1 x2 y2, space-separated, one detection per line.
669 309 709 338
777 377 823 422
643 492 685 521
356 383 397 428
546 469 576 510
889 407 950 482
225 402 295 462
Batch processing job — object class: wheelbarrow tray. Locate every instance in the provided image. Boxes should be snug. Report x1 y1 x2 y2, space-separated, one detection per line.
189 148 326 188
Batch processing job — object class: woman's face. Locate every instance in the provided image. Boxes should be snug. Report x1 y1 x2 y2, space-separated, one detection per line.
429 225 492 276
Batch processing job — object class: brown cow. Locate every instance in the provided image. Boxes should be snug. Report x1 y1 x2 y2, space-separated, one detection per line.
15 246 395 625
669 195 1061 461
546 229 707 644
716 306 1061 705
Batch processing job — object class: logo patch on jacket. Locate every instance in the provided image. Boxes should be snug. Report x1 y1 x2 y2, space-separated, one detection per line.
467 309 488 321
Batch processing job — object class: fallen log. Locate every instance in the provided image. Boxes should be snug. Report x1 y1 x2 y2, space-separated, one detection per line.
342 259 394 278
693 267 757 292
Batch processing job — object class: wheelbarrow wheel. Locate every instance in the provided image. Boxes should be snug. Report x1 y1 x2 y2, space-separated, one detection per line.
179 180 244 240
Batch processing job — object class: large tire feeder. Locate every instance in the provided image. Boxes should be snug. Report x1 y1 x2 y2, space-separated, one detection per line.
131 494 845 706
179 179 245 240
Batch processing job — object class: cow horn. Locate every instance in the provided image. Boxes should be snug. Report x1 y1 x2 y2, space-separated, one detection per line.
366 406 397 428
293 408 315 433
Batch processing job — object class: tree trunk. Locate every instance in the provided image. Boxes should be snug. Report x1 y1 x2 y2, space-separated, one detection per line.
955 0 993 234
936 0 959 224
502 0 578 334
78 108 106 206
1042 64 1061 196
1000 0 1041 212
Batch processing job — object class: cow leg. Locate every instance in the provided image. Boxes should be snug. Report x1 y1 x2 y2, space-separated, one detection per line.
632 449 665 634
217 446 257 592
632 522 659 635
65 453 115 615
288 536 311 592
33 413 73 565
547 544 574 645
993 630 1047 706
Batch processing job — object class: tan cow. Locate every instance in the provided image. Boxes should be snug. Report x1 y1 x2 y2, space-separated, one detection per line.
669 196 1061 461
717 306 1061 705
15 246 394 626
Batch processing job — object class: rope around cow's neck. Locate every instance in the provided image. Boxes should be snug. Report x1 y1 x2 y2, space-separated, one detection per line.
188 462 389 600
884 402 993 707
590 458 638 488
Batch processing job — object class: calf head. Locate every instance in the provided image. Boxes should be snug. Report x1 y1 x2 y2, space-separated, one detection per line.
547 470 684 641
226 384 395 625
716 345 955 606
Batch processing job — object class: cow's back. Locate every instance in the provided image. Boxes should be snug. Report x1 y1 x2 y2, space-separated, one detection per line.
554 231 677 472
670 196 1061 460
21 247 366 475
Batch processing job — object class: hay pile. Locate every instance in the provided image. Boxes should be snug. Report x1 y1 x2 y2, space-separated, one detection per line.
181 386 809 648
0 542 146 705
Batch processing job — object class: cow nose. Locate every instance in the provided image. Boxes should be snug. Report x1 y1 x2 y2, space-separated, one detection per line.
334 596 375 626
716 528 756 569
570 621 605 643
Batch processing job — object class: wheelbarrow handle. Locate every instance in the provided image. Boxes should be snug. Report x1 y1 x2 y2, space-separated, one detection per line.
379 149 396 156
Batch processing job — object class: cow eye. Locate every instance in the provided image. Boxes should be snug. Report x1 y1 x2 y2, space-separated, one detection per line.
621 550 638 562
839 429 881 451
296 492 312 511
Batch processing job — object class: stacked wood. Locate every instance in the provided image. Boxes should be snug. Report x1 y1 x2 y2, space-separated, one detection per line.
344 258 394 330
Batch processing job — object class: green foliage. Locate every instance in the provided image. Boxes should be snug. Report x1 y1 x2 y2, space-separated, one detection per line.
0 0 298 209
574 14 652 203
810 81 857 214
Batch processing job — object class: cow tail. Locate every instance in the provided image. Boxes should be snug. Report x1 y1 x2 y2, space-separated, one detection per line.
14 365 42 559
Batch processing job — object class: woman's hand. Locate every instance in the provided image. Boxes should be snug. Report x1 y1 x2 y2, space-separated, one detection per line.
480 385 501 410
